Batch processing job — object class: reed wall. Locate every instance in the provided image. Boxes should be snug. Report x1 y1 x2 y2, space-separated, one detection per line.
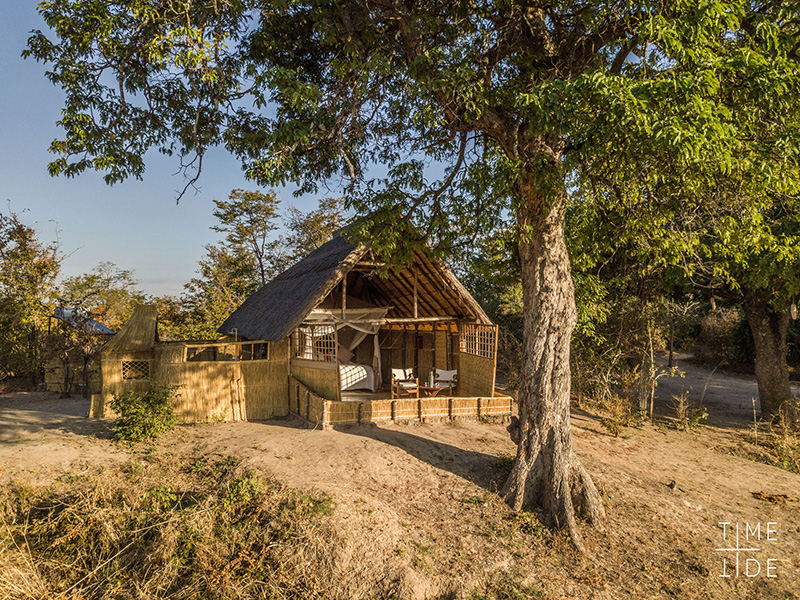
456 351 496 397
152 338 290 422
90 339 290 422
290 378 330 424
291 358 340 401
90 352 153 418
44 359 102 396
435 330 448 370
291 384 513 429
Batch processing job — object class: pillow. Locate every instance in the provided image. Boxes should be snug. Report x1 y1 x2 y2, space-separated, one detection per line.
337 344 354 365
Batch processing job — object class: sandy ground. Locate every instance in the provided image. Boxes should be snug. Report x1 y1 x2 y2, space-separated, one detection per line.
1 361 799 599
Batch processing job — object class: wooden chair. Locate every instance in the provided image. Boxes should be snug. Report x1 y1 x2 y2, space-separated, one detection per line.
432 368 458 396
391 368 419 398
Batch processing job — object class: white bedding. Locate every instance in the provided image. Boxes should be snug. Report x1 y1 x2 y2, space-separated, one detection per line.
339 363 376 392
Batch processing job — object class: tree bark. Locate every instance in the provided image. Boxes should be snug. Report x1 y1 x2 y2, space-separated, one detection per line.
743 294 793 417
501 169 604 551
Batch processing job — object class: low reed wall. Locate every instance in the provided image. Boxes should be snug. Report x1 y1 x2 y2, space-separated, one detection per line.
290 378 513 429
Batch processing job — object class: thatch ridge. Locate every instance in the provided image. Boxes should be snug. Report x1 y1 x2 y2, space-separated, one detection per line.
102 305 157 354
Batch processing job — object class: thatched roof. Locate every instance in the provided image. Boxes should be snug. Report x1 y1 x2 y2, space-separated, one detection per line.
218 231 491 342
218 234 365 342
102 305 157 354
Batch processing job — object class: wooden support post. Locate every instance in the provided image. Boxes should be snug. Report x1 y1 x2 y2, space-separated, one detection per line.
335 327 342 402
446 321 453 370
402 330 407 370
304 390 310 419
295 383 300 413
358 402 364 424
342 276 347 320
477 397 483 419
418 397 423 421
322 400 329 428
414 323 420 381
448 397 454 420
391 399 397 421
413 267 418 319
433 325 437 374
491 324 499 395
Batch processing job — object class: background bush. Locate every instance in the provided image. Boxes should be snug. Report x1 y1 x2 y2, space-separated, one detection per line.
693 307 744 368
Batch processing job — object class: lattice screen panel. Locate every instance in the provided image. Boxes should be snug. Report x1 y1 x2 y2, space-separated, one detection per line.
293 325 336 361
122 360 150 380
459 324 496 359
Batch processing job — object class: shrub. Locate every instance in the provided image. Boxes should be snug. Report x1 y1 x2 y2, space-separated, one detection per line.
670 392 708 431
109 382 177 442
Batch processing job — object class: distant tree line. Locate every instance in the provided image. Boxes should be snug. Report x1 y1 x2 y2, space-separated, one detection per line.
0 194 345 391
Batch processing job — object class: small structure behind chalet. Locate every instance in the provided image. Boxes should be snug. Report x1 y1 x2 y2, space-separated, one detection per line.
43 307 115 396
88 229 512 427
89 306 290 422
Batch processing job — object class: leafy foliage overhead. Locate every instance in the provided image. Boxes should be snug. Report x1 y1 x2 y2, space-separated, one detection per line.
27 1 800 251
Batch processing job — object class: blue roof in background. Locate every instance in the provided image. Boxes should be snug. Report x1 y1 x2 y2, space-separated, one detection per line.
52 307 115 335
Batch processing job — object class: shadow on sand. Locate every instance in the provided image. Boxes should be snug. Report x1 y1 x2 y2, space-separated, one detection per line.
263 413 514 492
0 394 113 443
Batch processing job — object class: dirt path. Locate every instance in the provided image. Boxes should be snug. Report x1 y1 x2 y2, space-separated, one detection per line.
1 365 799 599
653 355 800 428
0 392 128 481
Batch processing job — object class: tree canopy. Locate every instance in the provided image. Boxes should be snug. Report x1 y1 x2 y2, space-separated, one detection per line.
60 261 144 331
0 210 61 379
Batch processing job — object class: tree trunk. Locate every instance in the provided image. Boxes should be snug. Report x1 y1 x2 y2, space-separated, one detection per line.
668 320 675 368
743 294 792 417
501 171 604 551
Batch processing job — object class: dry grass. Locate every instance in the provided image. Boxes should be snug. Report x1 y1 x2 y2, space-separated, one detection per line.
669 392 708 431
738 403 800 475
0 455 337 600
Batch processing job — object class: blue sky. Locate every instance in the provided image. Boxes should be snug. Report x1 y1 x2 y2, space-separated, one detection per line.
0 2 321 296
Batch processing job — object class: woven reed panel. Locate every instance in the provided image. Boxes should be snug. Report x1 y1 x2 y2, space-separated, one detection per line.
417 332 434 382
450 397 479 417
93 357 149 419
308 394 327 424
456 352 495 397
420 397 449 419
291 360 340 401
393 398 419 420
153 361 237 422
327 401 361 424
481 396 514 415
365 400 393 421
239 338 289 419
44 359 102 394
435 330 448 370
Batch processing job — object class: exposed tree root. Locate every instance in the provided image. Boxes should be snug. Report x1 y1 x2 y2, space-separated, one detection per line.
502 417 605 552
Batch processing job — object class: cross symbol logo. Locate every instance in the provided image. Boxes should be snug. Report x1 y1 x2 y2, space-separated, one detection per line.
715 522 778 578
